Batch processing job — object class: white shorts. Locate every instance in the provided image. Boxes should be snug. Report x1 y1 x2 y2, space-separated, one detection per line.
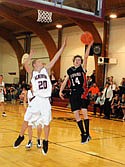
24 96 52 128
0 94 4 102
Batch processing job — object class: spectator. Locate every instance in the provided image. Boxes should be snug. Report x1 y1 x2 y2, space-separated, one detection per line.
111 94 120 118
50 70 57 85
93 92 104 116
120 78 125 87
119 94 125 121
102 82 113 119
88 83 99 101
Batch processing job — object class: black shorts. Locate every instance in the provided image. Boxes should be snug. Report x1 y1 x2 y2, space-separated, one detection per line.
69 92 90 112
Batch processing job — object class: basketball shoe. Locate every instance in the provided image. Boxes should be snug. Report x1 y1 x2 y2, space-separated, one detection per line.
37 139 41 148
25 140 32 149
2 112 7 117
42 140 48 155
13 135 24 148
81 133 90 144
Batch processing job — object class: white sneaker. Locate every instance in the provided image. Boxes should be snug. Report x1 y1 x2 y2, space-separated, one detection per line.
2 112 7 117
25 141 32 149
37 139 41 148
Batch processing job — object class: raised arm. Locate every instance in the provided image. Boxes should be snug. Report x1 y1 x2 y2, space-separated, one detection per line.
23 50 34 77
46 38 67 70
83 40 94 70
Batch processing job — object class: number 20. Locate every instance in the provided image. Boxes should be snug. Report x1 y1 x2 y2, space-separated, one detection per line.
38 81 47 89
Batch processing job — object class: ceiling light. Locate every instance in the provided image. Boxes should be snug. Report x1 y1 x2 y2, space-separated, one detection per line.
109 13 117 19
56 24 62 29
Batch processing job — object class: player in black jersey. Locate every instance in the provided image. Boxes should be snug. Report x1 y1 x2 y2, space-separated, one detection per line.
59 40 93 144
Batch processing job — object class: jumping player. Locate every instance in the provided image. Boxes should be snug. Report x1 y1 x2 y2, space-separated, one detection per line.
0 75 6 117
59 40 93 144
13 38 67 155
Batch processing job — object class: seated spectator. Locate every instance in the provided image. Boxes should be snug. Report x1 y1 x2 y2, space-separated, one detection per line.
93 92 104 116
87 76 93 88
10 86 17 104
50 70 57 85
111 94 120 118
21 80 27 89
119 94 125 121
19 87 27 105
88 83 99 101
52 81 60 97
120 77 125 87
113 86 120 96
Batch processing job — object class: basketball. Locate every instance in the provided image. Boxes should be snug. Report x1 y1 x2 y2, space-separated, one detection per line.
21 53 29 64
81 31 93 45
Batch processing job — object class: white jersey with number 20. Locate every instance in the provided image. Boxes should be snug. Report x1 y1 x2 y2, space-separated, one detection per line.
31 67 52 97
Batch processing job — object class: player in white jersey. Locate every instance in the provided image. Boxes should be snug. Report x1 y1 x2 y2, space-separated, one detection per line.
0 75 6 117
13 38 67 155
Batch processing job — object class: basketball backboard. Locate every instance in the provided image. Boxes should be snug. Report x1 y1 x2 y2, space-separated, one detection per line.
29 0 105 21
4 0 105 22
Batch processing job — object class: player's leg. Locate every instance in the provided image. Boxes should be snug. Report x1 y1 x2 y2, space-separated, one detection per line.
70 93 87 143
41 97 52 155
81 99 91 143
42 124 50 155
74 110 86 134
81 108 91 142
0 100 6 117
37 124 42 148
13 121 28 148
14 98 38 148
25 125 33 149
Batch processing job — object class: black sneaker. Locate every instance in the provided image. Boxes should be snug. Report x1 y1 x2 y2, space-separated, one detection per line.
13 135 24 148
25 140 32 149
37 139 41 148
42 140 48 155
81 134 90 144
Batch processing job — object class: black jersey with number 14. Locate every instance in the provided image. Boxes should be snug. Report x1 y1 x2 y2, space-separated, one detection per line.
67 65 85 93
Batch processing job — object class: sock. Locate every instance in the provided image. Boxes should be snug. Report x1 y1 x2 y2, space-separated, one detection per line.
77 120 85 134
84 119 89 136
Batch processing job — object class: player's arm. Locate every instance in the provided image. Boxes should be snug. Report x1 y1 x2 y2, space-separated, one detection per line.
46 38 67 70
23 50 34 77
59 75 69 100
83 40 94 70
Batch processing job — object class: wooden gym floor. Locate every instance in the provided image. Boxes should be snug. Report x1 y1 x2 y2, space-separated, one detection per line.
0 102 125 167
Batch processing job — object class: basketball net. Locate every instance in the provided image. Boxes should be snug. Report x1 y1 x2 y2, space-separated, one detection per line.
37 10 52 23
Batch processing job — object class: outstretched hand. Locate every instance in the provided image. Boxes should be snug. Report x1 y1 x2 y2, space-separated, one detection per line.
59 91 65 100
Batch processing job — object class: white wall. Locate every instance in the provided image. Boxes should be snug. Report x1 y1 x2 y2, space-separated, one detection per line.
107 18 125 85
0 38 19 83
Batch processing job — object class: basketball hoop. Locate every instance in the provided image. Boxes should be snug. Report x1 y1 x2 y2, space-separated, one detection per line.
37 10 52 23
